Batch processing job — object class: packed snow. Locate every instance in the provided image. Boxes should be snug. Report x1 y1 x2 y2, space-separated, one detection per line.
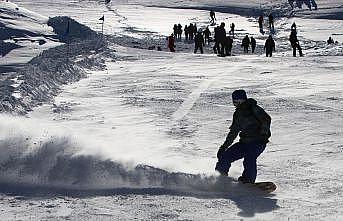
1 0 343 220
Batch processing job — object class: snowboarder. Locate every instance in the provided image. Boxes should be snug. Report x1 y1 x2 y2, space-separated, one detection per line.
289 28 303 57
168 33 176 52
215 89 271 184
264 35 275 57
241 35 250 53
250 36 256 53
230 23 235 38
210 10 216 25
203 26 211 45
258 15 264 34
268 13 274 32
194 30 205 54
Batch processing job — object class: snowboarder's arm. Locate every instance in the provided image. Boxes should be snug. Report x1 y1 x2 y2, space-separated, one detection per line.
221 113 239 149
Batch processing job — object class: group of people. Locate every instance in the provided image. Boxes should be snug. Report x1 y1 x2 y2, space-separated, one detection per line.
288 0 318 10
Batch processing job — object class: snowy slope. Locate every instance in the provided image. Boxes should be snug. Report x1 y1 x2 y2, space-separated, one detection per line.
1 0 343 220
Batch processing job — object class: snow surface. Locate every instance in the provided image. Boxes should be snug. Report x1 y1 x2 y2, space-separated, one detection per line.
1 0 343 220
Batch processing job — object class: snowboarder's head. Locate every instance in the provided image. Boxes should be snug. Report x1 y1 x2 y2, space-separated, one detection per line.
220 22 225 27
232 90 247 107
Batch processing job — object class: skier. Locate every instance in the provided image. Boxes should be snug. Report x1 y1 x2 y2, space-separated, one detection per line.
264 35 275 57
250 36 256 53
268 13 274 32
210 10 216 25
230 23 235 38
203 26 211 45
289 28 303 57
189 23 194 40
241 35 250 53
168 33 176 52
258 15 264 34
194 30 205 54
215 89 271 184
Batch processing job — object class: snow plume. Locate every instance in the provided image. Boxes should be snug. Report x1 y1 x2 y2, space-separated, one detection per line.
0 115 241 196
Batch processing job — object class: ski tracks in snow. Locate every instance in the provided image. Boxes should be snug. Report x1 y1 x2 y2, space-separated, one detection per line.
172 66 241 121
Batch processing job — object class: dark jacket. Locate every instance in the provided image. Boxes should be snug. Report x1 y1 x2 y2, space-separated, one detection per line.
223 98 271 147
264 38 275 51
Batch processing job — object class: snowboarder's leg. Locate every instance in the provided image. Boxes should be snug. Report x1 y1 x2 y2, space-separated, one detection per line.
215 142 246 175
292 45 297 57
241 142 266 183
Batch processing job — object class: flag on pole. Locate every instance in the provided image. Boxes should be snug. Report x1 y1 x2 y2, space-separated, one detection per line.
99 15 104 21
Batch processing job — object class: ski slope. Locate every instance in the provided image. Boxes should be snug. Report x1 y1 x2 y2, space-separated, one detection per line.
1 0 343 220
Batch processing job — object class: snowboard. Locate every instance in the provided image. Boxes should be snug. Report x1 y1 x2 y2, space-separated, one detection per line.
241 181 277 193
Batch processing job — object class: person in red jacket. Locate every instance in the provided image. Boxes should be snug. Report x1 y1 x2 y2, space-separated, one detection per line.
168 33 175 52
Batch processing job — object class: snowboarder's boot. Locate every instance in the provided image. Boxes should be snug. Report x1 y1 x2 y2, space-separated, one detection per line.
238 176 254 184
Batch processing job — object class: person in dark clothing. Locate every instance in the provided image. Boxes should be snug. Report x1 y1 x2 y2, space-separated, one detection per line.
241 35 250 53
168 33 176 52
173 24 178 38
218 22 227 56
177 24 182 40
230 23 235 38
289 29 303 57
203 26 211 44
189 23 194 40
215 89 271 183
213 25 220 54
250 36 256 53
268 13 274 32
210 10 216 25
194 30 205 54
184 25 189 40
311 0 318 10
258 15 264 34
327 37 334 44
225 36 233 56
264 35 275 57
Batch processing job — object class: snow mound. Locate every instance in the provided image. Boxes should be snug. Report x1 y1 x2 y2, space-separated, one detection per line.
0 0 53 40
47 16 99 42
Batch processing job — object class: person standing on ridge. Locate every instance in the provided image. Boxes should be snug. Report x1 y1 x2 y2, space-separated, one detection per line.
215 89 271 184
230 23 235 38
